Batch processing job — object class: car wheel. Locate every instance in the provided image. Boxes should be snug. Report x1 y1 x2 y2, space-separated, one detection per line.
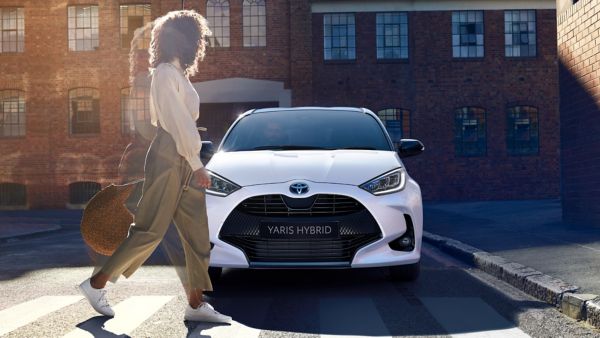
388 262 420 281
208 267 223 284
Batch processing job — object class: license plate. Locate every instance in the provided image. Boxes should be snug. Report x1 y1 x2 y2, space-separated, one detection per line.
259 222 340 239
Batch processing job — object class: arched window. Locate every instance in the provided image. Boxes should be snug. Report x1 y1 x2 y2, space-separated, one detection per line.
121 87 150 134
0 183 26 207
69 181 101 205
507 105 539 155
0 90 25 137
207 0 230 48
69 88 100 134
377 108 410 147
243 0 266 47
454 107 486 156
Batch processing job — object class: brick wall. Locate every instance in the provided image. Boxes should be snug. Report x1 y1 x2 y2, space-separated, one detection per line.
0 0 292 208
557 0 600 223
0 1 561 208
311 9 560 201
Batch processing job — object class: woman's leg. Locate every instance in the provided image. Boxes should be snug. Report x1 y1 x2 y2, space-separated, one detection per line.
171 182 213 307
188 288 204 309
91 168 183 287
89 128 186 286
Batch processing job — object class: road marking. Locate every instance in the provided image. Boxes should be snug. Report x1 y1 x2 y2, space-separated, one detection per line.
319 297 392 338
63 295 173 337
189 297 271 338
0 295 83 336
420 297 531 337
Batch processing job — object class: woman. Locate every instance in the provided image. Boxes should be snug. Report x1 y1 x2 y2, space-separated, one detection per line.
78 10 231 323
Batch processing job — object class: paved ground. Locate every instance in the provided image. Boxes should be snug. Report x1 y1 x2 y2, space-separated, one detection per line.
0 209 81 240
1 228 599 337
424 199 600 295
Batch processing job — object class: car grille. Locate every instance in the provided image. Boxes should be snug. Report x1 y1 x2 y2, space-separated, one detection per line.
237 194 364 216
219 194 381 266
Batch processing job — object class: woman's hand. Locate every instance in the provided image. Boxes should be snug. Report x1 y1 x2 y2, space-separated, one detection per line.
193 167 211 189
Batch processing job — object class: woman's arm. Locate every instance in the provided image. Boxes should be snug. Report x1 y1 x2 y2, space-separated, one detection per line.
150 64 204 171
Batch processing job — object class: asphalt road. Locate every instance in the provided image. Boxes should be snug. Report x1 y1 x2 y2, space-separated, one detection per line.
0 230 599 338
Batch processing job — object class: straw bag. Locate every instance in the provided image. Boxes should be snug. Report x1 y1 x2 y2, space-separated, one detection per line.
80 179 144 256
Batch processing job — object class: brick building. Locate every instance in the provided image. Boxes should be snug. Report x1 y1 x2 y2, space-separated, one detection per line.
556 0 600 224
0 0 559 209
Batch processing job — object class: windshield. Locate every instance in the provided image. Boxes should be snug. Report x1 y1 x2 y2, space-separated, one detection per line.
220 109 393 152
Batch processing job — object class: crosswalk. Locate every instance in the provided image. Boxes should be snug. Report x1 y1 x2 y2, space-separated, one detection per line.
0 294 531 338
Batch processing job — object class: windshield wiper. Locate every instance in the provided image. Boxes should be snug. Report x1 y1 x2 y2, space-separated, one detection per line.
242 145 330 151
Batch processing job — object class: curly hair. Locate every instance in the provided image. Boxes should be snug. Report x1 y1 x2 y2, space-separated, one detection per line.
149 10 211 77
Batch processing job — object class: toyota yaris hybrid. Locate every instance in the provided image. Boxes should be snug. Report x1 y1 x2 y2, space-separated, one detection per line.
201 107 424 281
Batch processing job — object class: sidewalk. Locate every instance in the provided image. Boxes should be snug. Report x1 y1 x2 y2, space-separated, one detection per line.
0 209 82 240
424 199 600 295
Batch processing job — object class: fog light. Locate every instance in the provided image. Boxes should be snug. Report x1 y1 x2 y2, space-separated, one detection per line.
399 237 413 247
389 214 416 252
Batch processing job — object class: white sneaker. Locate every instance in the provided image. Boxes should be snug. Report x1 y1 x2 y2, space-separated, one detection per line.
184 302 232 323
78 278 115 317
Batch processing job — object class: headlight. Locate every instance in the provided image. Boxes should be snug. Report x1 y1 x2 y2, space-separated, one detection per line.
359 168 406 195
206 171 241 196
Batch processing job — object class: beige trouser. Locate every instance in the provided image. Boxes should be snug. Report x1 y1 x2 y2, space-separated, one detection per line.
93 126 213 292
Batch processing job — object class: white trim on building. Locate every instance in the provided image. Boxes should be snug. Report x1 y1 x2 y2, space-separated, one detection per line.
311 0 556 13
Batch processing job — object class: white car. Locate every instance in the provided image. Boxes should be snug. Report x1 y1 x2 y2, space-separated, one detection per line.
201 107 424 281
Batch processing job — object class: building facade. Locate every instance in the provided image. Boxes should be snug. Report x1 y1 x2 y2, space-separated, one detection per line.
556 0 600 224
0 0 559 209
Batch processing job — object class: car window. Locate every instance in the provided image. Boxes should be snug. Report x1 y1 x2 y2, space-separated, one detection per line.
220 109 392 152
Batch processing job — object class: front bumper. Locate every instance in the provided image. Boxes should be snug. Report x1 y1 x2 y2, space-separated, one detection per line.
206 178 423 268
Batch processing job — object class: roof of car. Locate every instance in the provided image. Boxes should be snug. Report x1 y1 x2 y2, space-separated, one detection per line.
248 106 369 114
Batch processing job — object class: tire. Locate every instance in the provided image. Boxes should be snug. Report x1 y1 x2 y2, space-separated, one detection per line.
208 266 223 284
388 261 420 282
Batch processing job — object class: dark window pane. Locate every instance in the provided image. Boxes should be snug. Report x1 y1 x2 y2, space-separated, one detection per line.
242 0 266 47
504 10 536 57
324 13 356 60
120 5 151 49
454 107 486 156
507 106 539 155
69 182 101 204
0 90 26 137
0 8 25 53
377 108 411 148
0 183 26 207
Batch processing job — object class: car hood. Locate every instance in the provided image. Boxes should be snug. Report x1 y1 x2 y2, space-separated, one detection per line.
206 150 401 186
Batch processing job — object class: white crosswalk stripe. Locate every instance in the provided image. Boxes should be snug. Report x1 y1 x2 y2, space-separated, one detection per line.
0 294 534 337
420 297 531 338
0 295 83 336
62 295 173 338
319 297 392 338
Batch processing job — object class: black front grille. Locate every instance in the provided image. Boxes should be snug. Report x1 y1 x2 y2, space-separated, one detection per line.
222 234 381 265
238 194 364 216
220 194 381 266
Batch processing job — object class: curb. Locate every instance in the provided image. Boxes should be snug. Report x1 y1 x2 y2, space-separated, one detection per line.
423 231 600 329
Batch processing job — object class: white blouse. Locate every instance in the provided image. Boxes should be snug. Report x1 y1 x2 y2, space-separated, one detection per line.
149 62 204 171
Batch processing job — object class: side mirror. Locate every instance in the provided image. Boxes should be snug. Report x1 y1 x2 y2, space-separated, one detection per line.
200 141 215 162
397 139 424 158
